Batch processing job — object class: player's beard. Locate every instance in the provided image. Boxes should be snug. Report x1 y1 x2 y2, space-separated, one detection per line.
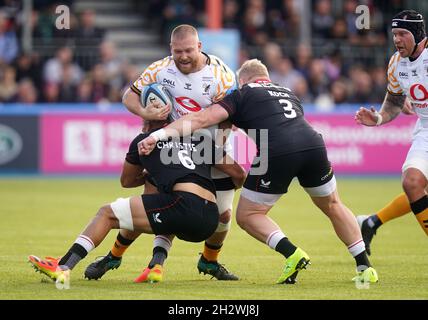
176 58 199 74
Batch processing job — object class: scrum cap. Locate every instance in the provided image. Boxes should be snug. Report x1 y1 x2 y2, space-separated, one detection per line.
392 10 426 44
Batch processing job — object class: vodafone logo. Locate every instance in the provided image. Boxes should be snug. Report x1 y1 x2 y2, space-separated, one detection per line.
175 97 202 112
409 83 428 101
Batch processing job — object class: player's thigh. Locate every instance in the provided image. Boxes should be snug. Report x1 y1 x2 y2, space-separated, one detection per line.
297 148 336 197
243 153 297 196
402 134 428 181
142 192 218 242
110 196 152 233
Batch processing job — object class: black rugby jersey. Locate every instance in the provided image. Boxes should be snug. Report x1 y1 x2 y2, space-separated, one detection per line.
218 80 325 157
126 132 217 194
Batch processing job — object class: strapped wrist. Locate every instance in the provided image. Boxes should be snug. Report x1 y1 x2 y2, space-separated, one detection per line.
149 128 167 142
374 111 383 126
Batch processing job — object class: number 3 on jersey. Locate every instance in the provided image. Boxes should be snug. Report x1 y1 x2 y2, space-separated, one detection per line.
178 150 196 169
279 99 296 119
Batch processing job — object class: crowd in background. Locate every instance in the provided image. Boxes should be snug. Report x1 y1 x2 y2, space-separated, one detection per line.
0 0 413 110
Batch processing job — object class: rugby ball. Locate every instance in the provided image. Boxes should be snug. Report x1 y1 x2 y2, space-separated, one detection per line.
140 83 173 108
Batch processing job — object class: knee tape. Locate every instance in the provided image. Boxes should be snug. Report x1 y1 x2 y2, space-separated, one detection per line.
110 197 134 231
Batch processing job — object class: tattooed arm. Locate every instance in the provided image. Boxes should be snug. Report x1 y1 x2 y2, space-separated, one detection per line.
355 92 406 126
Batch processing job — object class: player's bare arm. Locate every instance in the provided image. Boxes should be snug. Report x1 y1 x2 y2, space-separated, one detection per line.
355 92 406 126
120 161 147 188
401 97 415 115
138 104 229 155
214 154 247 189
122 88 170 121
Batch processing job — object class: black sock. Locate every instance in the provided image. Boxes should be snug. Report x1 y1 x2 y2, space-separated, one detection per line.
275 237 297 259
367 215 382 231
117 232 135 246
354 251 371 269
59 243 88 270
410 195 428 214
148 246 168 268
205 242 222 250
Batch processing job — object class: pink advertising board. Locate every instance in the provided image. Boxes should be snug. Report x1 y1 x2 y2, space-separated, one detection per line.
306 114 416 174
40 112 417 174
41 114 142 173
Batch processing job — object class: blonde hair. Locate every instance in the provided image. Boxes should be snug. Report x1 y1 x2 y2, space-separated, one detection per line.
236 59 269 82
171 24 199 41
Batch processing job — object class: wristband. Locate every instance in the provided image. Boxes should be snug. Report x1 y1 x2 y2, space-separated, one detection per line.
149 128 168 142
374 111 383 126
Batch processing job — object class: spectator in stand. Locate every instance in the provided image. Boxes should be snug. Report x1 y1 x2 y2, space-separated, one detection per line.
58 63 77 102
311 0 334 42
329 78 350 105
263 41 283 71
42 82 59 103
15 78 38 104
99 41 125 101
161 0 200 43
74 9 105 71
0 10 18 64
307 59 330 99
293 76 312 104
348 65 376 103
240 0 267 47
76 77 93 103
89 63 110 103
223 0 240 29
369 66 387 104
294 43 312 81
14 53 43 92
43 46 83 86
0 64 17 102
270 57 304 93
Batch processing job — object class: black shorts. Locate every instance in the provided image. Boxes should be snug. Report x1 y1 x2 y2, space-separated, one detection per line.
244 148 333 194
142 191 219 242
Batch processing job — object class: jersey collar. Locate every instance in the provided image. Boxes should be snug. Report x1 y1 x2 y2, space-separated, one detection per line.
254 78 271 83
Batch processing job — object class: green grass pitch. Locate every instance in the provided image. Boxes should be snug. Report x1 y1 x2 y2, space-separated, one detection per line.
0 177 427 300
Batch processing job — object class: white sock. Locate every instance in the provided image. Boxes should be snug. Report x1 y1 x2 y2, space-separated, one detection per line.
266 230 286 250
347 239 365 257
153 235 172 252
75 234 95 253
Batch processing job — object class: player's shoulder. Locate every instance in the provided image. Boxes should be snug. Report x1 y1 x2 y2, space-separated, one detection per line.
388 51 402 70
146 56 174 72
208 54 231 68
206 54 233 75
387 51 404 95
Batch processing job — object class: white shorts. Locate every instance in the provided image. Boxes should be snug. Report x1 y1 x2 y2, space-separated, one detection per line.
402 130 428 180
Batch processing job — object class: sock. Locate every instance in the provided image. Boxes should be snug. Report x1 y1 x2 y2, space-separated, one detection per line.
366 214 383 231
410 196 428 236
59 241 91 270
347 239 371 268
148 235 172 268
148 247 168 268
377 193 411 224
202 242 222 262
110 232 134 259
275 238 297 258
266 230 297 258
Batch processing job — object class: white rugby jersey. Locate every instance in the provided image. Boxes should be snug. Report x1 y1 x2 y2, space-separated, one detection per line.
131 53 237 179
131 53 236 121
387 44 428 128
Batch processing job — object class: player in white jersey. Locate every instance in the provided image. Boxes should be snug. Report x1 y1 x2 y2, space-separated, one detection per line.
84 24 244 282
355 10 428 250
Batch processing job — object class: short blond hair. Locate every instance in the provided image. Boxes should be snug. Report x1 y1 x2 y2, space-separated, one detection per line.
236 59 269 82
171 24 199 41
